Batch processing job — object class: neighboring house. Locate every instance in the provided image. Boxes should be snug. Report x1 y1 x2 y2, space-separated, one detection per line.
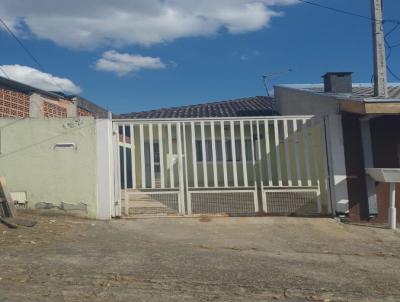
275 72 400 223
0 76 107 118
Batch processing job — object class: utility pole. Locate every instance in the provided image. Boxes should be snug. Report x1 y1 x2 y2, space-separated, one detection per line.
371 0 388 97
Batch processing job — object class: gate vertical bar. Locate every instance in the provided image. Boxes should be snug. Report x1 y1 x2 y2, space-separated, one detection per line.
182 122 191 214
257 120 267 212
176 122 185 214
158 123 165 188
240 121 248 187
293 120 302 186
230 121 238 187
211 121 218 187
149 124 155 188
130 125 136 190
249 121 258 212
283 119 292 186
122 125 128 215
167 124 174 188
302 119 312 187
200 121 208 187
273 120 283 186
220 121 228 187
191 122 198 188
139 124 145 189
264 120 273 186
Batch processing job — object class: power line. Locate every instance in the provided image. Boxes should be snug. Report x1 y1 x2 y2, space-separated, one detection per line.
0 18 67 93
0 66 10 79
0 18 45 71
384 22 400 61
383 20 400 81
300 0 400 84
297 0 374 21
387 65 400 81
297 0 400 24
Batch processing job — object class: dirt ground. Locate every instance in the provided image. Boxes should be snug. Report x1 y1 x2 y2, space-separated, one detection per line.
0 211 399 302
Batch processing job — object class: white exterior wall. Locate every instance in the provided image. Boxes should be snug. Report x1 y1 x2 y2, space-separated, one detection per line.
276 86 339 116
96 118 114 220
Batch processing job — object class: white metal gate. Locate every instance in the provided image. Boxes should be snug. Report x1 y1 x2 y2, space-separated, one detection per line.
113 117 331 217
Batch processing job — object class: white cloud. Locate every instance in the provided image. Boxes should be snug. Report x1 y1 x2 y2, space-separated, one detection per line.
95 50 166 76
0 65 81 94
0 0 298 49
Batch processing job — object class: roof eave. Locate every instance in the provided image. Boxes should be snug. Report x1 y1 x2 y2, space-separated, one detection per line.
339 98 400 114
113 115 315 123
276 84 400 114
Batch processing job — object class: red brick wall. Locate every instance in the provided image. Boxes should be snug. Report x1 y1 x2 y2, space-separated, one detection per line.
342 114 400 223
342 113 369 221
0 86 97 119
370 116 400 223
43 101 67 118
77 107 94 117
0 87 30 118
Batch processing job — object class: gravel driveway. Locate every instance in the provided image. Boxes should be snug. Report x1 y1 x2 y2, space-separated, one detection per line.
0 211 399 301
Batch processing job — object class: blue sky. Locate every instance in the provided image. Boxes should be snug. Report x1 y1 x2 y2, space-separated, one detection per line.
1 0 400 114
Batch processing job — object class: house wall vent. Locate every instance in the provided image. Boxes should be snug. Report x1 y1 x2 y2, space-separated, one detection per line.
323 72 353 93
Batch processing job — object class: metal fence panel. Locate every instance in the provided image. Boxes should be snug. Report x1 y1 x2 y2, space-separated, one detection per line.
113 116 331 217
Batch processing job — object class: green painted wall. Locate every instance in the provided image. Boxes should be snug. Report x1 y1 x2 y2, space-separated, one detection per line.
0 118 98 218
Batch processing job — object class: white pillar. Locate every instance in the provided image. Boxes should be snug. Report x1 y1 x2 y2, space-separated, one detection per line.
96 118 114 220
67 101 78 118
389 183 397 229
29 93 42 117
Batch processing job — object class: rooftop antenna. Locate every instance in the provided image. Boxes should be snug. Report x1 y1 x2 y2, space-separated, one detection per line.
262 69 292 97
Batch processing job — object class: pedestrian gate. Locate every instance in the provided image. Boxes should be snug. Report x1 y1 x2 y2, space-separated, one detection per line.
113 117 331 217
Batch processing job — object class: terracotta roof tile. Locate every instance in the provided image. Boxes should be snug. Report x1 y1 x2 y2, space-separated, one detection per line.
115 96 276 119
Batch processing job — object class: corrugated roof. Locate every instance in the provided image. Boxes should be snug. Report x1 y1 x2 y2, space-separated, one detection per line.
282 84 400 100
115 96 276 119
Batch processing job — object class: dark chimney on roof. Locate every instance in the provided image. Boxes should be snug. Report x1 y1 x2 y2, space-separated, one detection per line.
323 72 353 94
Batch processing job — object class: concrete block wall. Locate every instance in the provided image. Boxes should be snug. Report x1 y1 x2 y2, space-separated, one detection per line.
0 86 94 118
78 107 94 117
43 100 68 117
0 87 30 117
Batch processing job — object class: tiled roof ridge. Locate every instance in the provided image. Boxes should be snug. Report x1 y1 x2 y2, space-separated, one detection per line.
116 96 275 119
127 95 269 114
